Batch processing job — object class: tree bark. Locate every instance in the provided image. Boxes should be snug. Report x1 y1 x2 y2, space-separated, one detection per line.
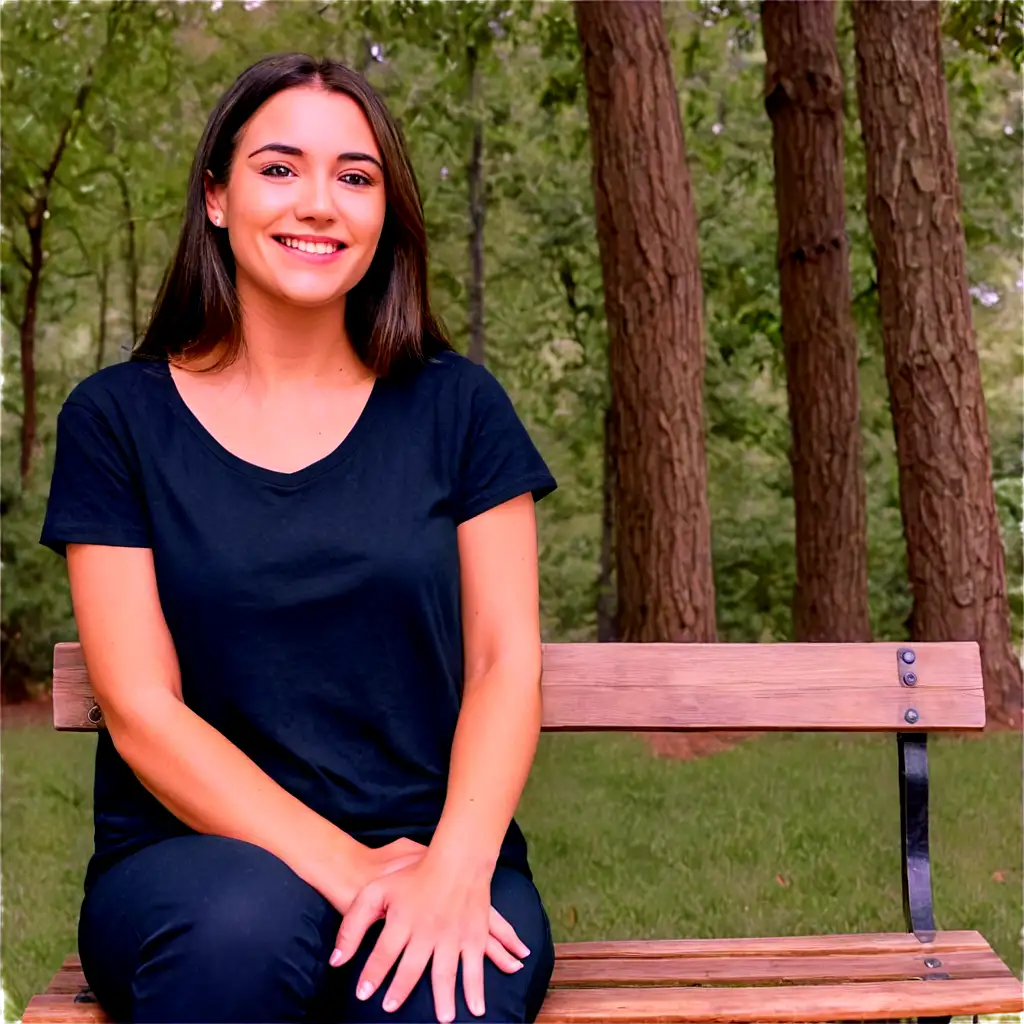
853 0 1022 727
597 406 617 641
762 0 871 642
574 0 716 643
466 44 486 366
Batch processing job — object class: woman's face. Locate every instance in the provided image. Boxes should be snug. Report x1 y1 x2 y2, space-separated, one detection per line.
207 85 387 311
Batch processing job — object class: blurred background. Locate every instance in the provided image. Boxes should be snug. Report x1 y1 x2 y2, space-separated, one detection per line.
1 1 1021 1019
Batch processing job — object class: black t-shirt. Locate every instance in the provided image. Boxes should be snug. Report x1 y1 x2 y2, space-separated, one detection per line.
40 351 556 891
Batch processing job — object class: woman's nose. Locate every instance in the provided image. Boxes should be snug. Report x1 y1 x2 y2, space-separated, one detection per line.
295 174 336 222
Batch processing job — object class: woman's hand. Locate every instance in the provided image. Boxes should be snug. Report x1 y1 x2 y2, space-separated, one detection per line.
329 856 531 1022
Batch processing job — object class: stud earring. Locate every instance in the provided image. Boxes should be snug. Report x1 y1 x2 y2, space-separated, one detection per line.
214 214 222 226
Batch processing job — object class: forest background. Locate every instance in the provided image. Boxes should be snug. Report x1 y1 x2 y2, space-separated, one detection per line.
1 0 1021 697
1 0 1022 1018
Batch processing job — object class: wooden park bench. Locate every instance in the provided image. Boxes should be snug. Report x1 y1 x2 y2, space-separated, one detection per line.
24 640 1024 1023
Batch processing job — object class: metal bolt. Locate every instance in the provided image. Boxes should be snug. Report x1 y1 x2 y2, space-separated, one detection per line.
904 708 920 725
87 704 103 724
901 649 916 665
904 671 918 686
924 957 942 969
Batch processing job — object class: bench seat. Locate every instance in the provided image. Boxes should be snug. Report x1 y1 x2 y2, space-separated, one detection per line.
24 930 1023 1022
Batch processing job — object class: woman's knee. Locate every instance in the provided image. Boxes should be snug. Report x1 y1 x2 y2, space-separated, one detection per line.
82 835 339 1022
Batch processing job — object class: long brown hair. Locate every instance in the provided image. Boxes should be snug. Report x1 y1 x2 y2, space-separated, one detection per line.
132 53 451 376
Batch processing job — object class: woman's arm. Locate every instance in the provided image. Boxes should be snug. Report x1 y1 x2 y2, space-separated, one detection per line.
67 543 388 911
426 492 545 877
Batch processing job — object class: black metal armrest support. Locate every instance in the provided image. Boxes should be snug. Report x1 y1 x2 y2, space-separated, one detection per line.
898 731 937 943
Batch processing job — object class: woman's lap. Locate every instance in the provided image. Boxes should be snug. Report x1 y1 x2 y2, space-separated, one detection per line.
79 834 554 1023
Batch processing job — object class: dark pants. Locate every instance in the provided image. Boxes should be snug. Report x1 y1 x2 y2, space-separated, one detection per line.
79 835 555 1023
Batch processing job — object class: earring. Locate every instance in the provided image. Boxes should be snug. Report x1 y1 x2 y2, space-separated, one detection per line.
214 214 222 226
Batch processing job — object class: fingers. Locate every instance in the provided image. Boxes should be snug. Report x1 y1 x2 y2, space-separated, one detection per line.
461 943 487 1018
489 906 531 960
381 938 433 1016
430 944 460 1024
355 918 409 1004
485 934 524 974
331 882 385 968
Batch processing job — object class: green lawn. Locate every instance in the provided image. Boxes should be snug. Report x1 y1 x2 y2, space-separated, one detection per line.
3 727 1021 1022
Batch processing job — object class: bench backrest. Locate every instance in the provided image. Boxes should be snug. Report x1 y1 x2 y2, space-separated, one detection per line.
51 640 985 732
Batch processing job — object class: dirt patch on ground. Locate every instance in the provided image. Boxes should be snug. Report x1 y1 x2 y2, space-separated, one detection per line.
643 731 757 761
1 695 54 729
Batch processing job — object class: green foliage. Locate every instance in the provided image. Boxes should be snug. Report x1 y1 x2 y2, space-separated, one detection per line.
0 0 1020 683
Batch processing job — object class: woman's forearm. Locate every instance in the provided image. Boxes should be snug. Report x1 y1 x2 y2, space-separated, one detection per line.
427 660 543 876
107 690 368 909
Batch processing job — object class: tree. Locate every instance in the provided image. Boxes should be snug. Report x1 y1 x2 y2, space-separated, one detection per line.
853 0 1022 727
762 0 870 642
574 0 716 643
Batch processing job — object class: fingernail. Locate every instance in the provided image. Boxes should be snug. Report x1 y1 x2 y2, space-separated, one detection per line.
521 946 531 957
472 999 486 1016
382 997 397 1012
329 949 344 967
357 981 374 1000
513 960 525 971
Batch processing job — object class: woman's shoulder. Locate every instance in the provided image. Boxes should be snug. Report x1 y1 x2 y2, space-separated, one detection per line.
63 357 166 414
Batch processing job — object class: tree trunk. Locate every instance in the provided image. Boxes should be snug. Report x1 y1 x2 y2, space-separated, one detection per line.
466 44 486 366
853 0 1022 728
574 0 716 643
95 251 110 372
763 0 871 642
19 215 43 489
114 169 139 348
597 406 617 641
17 71 94 487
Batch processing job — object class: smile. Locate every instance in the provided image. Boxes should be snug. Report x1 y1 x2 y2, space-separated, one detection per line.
273 235 347 257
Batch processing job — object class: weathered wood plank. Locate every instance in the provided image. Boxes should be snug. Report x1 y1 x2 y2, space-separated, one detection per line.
550 948 1011 986
53 641 985 732
552 929 991 960
535 976 1024 1022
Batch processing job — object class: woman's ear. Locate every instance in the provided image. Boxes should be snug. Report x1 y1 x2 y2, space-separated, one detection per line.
204 169 226 228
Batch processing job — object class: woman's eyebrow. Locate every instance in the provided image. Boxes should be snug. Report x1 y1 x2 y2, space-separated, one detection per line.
247 142 383 172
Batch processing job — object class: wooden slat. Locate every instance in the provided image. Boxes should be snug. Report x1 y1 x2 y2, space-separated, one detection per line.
541 642 983 730
535 976 1024 1022
551 948 1011 986
52 641 985 732
552 929 992 959
33 943 1022 1024
22 994 108 1024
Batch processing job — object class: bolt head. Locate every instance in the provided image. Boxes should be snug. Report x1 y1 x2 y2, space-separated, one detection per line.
924 957 942 969
904 708 920 725
901 649 916 664
904 671 918 686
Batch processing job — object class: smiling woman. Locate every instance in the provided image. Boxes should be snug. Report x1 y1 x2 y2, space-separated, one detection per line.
134 54 448 379
38 53 557 1024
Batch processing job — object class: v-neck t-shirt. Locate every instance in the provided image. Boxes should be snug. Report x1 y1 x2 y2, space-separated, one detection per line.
39 350 557 891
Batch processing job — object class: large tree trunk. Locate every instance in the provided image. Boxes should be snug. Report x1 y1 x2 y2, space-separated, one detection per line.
466 44 486 366
853 0 1022 728
574 0 716 643
763 0 871 642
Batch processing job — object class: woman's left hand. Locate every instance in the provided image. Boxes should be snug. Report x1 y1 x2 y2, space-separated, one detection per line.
329 856 529 1022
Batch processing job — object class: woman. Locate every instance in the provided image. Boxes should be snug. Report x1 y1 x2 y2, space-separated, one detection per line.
40 53 557 1024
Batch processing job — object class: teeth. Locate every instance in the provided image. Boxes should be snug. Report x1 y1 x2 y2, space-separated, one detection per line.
280 237 342 254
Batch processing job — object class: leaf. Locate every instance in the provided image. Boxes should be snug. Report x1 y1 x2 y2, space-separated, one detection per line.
775 874 789 887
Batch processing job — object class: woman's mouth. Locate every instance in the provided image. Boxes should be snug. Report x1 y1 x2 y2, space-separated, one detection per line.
273 235 348 260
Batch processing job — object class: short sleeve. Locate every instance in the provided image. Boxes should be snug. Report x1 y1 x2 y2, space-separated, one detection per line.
454 365 557 525
39 398 152 559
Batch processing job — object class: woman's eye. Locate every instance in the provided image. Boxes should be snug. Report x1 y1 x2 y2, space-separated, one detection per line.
340 172 372 187
260 164 293 178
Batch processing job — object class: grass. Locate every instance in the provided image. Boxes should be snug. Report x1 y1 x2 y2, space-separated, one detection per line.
2 727 1021 1022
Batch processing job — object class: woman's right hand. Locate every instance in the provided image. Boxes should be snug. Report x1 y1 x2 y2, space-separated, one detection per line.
338 838 428 913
